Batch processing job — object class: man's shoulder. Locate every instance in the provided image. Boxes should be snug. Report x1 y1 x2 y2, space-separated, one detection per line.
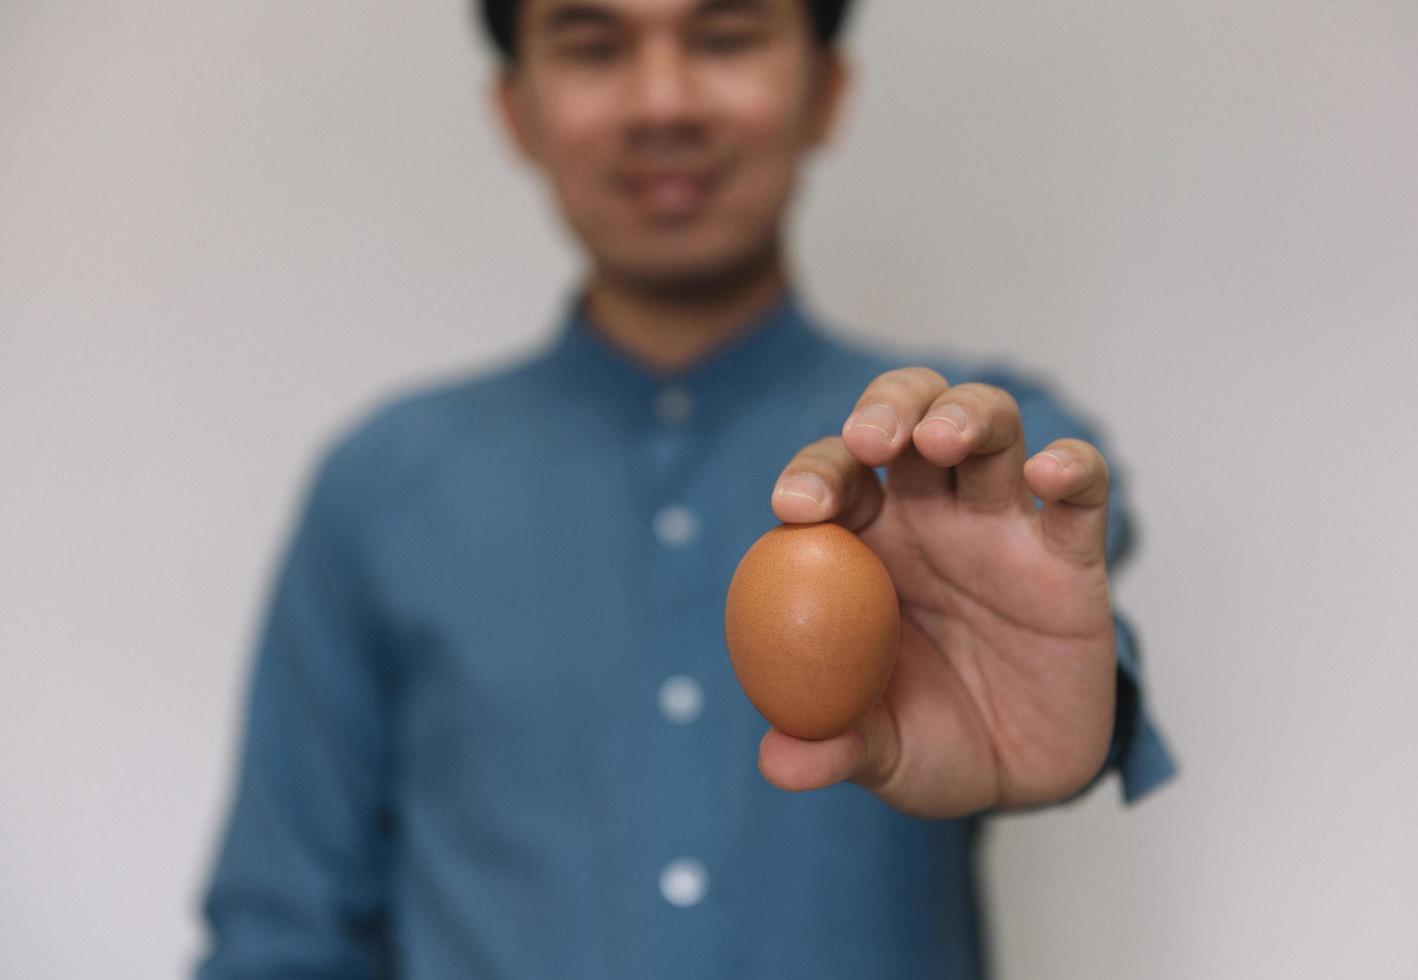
307 345 554 513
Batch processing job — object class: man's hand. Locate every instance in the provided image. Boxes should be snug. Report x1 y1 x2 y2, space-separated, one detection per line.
760 367 1117 818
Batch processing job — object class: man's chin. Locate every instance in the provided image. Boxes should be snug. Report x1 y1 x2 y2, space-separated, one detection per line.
600 245 777 300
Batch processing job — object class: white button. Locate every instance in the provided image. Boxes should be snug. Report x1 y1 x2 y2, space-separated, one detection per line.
654 386 695 426
653 505 700 547
658 675 704 724
659 858 709 907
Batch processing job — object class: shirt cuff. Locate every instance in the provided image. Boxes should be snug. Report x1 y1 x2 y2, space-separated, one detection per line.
1108 613 1179 804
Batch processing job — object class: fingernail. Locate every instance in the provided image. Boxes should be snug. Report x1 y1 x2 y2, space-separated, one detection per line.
845 403 899 441
923 403 969 433
1041 448 1074 468
775 473 829 505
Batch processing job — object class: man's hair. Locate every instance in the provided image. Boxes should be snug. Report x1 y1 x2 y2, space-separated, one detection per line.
477 0 857 61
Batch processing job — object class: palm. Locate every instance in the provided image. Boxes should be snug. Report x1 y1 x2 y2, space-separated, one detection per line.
857 487 1115 818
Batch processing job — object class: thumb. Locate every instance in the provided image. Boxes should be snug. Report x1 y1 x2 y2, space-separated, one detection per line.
757 705 900 793
757 726 865 791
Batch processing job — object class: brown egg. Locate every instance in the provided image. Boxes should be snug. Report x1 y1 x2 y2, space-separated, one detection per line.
724 523 900 740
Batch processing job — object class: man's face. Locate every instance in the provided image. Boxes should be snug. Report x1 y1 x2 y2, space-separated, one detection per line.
496 0 848 292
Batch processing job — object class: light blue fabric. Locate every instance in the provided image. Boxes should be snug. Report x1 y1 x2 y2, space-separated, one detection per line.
197 291 1176 979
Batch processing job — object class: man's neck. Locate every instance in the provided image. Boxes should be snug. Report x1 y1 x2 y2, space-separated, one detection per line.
581 250 790 375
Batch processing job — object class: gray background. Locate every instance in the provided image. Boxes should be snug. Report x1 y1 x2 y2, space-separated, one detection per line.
3 1 1415 977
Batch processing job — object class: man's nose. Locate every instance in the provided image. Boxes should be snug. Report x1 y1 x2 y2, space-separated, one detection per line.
625 39 702 126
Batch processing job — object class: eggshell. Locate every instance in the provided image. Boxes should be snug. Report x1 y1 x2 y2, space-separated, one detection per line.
724 522 900 740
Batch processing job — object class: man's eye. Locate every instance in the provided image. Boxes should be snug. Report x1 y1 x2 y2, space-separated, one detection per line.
697 32 761 55
559 40 621 63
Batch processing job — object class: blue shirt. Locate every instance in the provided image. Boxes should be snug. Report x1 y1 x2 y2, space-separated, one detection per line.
197 291 1176 979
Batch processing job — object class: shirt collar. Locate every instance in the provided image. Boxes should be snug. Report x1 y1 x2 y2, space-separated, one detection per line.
545 285 826 418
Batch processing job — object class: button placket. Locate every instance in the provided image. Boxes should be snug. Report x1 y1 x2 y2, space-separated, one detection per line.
646 385 711 910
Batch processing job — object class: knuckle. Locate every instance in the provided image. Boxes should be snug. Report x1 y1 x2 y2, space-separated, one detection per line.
790 436 839 460
864 367 948 404
924 392 974 421
959 383 1021 418
899 365 949 389
1059 439 1109 481
803 437 848 464
789 458 835 482
858 378 916 408
780 460 829 487
786 452 843 480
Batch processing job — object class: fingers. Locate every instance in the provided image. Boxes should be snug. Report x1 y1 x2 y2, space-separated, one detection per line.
841 368 1033 513
840 367 951 467
772 435 885 531
1022 438 1111 565
841 367 958 499
799 369 1095 535
910 383 1033 512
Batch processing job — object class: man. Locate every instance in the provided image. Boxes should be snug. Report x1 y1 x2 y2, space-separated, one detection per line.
197 0 1176 976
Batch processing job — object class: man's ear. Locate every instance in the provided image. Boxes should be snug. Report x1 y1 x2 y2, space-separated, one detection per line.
805 50 852 149
492 66 542 165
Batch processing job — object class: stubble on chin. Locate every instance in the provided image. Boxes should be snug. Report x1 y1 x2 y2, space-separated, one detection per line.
596 229 784 303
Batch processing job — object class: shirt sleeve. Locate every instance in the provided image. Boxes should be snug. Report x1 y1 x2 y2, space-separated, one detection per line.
195 441 394 978
975 363 1179 804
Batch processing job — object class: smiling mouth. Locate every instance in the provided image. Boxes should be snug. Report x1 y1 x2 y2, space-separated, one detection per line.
621 168 722 222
